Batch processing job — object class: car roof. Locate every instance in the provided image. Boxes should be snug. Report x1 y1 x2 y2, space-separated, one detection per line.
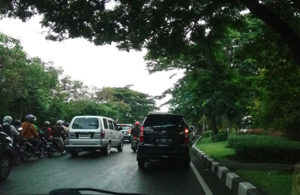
72 115 114 121
117 124 132 126
147 112 182 116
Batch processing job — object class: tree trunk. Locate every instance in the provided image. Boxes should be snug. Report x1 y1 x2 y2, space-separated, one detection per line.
240 0 300 66
210 116 219 134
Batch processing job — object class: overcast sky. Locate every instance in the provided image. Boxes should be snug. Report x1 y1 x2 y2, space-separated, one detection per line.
0 16 184 111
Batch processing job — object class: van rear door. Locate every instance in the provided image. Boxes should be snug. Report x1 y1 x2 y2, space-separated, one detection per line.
70 117 101 139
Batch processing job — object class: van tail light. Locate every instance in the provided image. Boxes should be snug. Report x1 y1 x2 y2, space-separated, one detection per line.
128 129 132 134
139 126 144 142
101 131 105 138
184 128 189 144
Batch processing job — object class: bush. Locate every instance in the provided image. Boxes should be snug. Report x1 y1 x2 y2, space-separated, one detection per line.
211 130 228 142
228 135 300 163
202 130 213 138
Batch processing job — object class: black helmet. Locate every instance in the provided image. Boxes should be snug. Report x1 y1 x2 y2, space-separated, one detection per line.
26 114 36 123
64 122 70 127
14 119 21 126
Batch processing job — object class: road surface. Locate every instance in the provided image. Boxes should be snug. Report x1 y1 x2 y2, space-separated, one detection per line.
0 144 232 195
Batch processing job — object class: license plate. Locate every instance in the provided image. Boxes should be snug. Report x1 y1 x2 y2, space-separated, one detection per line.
79 134 90 139
156 138 171 143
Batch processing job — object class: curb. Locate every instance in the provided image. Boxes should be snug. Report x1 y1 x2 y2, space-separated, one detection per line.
192 137 265 195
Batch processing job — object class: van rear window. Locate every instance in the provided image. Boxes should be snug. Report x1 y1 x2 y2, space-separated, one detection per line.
72 118 99 129
143 115 185 127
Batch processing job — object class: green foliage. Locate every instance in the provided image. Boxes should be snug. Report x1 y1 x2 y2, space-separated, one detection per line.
228 135 300 163
2 0 300 64
196 137 235 161
0 33 156 125
211 130 228 142
202 130 213 138
236 169 293 195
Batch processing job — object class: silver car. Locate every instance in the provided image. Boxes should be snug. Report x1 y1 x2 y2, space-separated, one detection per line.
66 116 123 156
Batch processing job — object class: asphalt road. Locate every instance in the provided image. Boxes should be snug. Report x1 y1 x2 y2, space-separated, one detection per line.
0 144 232 195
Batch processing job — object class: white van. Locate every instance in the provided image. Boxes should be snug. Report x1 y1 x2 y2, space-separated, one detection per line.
66 116 123 156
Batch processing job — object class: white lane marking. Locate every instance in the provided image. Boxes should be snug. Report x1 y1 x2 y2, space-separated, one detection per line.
191 162 213 195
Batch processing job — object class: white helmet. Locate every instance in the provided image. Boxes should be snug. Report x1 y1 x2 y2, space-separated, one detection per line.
3 116 13 124
57 120 63 126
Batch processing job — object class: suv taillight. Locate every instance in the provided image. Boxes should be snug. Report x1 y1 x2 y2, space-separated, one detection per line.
184 128 189 144
139 126 144 142
101 131 105 138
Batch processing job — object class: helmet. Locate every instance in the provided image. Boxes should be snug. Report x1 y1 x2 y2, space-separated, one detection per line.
57 120 63 126
26 114 36 123
3 116 13 124
134 121 140 126
14 119 21 126
64 122 70 127
44 121 51 126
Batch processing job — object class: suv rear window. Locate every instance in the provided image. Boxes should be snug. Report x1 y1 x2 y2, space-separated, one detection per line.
118 125 130 130
72 118 99 129
143 115 185 127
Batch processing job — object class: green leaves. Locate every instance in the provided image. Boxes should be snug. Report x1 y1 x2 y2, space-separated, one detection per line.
0 32 156 125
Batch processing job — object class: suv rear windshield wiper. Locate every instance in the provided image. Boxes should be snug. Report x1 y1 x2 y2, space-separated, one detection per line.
49 188 146 195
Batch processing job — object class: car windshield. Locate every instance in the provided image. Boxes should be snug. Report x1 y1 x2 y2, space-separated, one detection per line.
72 118 99 129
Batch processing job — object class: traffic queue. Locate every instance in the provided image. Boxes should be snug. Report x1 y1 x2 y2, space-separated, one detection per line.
0 114 69 181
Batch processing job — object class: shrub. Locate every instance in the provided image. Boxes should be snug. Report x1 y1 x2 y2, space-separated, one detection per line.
202 130 213 138
228 135 300 163
211 130 228 142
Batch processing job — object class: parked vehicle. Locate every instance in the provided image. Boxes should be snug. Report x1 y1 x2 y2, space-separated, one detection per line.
0 132 14 181
137 112 191 169
66 116 123 156
118 124 133 142
131 136 139 152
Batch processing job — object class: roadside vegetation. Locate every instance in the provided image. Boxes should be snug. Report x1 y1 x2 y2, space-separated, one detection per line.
197 133 296 195
0 33 156 124
1 1 300 141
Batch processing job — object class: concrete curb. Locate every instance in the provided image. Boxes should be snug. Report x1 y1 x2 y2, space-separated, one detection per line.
192 137 265 195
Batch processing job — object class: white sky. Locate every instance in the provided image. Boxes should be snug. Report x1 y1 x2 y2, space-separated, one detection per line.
0 16 184 111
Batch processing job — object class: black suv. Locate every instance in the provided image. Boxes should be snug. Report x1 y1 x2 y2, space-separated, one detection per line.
137 112 191 169
0 131 14 181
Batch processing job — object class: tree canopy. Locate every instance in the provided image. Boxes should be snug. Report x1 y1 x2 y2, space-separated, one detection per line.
1 1 300 140
0 32 156 125
1 0 300 64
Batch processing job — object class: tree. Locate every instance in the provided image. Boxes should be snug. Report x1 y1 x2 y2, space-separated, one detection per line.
0 33 60 121
1 0 299 65
92 87 157 123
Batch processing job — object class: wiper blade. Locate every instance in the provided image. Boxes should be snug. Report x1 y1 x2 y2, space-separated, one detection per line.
49 188 147 195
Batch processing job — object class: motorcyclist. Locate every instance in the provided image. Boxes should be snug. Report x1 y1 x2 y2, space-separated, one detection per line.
13 119 22 132
131 121 141 138
40 121 53 140
20 114 41 153
52 120 65 153
1 116 20 139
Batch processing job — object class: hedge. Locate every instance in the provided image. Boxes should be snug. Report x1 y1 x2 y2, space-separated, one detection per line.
228 135 300 163
211 130 228 142
202 130 213 138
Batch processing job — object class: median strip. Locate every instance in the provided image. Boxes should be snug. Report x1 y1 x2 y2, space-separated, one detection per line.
192 136 264 195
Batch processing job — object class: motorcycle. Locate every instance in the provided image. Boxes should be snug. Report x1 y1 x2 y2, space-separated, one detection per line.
47 137 65 157
131 136 139 153
19 138 45 161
